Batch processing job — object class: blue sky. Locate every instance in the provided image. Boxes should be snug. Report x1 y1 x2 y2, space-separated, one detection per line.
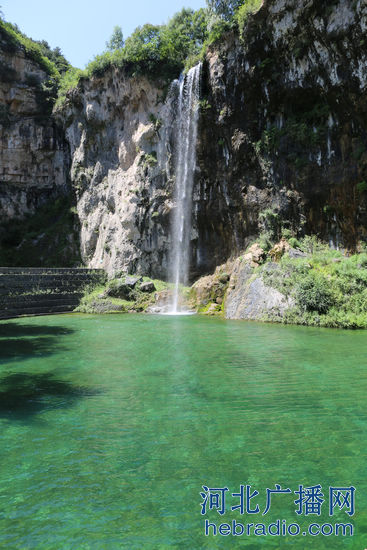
2 0 207 69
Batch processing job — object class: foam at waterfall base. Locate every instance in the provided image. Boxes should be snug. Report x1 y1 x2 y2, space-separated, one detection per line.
160 310 196 316
146 304 196 316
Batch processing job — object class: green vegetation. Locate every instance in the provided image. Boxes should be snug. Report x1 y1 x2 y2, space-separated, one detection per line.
357 180 367 193
258 208 282 249
260 237 367 329
56 1 265 105
55 67 84 108
2 2 265 109
106 25 124 51
0 16 71 112
55 8 210 106
206 0 244 20
77 276 169 314
0 19 61 77
257 109 329 157
0 104 11 127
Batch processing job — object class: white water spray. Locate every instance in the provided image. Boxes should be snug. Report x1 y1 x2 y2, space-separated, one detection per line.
168 63 202 314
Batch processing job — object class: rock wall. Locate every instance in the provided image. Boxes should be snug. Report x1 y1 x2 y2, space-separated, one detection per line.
195 0 367 274
59 72 172 277
0 47 69 220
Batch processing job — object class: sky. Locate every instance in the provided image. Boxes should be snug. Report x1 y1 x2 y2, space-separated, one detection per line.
2 0 207 69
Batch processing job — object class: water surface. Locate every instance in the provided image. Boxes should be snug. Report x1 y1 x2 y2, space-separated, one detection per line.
0 314 366 549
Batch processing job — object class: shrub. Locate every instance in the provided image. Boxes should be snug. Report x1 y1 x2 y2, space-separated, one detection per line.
288 237 301 249
356 181 367 193
259 208 281 242
82 8 209 84
55 67 85 107
296 273 334 314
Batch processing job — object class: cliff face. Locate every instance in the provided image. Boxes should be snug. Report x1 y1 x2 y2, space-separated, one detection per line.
195 0 367 275
60 72 172 277
1 0 367 277
0 47 69 220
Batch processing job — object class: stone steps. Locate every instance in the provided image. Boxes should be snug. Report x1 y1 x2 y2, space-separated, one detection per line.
0 267 106 319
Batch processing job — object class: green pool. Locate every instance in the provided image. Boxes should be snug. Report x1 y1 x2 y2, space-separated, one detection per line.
0 314 366 549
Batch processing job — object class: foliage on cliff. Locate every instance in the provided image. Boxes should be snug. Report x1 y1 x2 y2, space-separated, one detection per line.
0 19 69 77
56 1 266 106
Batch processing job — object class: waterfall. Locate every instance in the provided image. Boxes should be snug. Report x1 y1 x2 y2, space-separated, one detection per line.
169 63 202 313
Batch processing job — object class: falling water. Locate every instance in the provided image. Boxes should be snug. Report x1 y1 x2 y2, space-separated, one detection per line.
169 63 202 314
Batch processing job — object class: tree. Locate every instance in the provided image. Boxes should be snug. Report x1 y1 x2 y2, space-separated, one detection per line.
161 8 208 66
106 25 124 51
206 0 244 20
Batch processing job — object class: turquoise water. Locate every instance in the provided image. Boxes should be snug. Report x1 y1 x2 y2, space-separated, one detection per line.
0 313 366 549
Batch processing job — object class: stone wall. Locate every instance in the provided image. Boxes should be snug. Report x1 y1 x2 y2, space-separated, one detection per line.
0 267 106 319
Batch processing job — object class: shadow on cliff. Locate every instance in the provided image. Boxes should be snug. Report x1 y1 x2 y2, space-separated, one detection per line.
0 372 101 421
0 322 74 364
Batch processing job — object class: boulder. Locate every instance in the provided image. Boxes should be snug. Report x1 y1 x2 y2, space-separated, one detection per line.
243 243 266 266
226 275 294 320
125 276 142 287
269 239 290 261
288 248 308 259
140 281 156 293
106 279 134 299
225 257 294 320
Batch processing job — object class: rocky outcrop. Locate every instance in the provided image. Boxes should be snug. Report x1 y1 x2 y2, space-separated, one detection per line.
190 249 295 321
225 258 294 320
